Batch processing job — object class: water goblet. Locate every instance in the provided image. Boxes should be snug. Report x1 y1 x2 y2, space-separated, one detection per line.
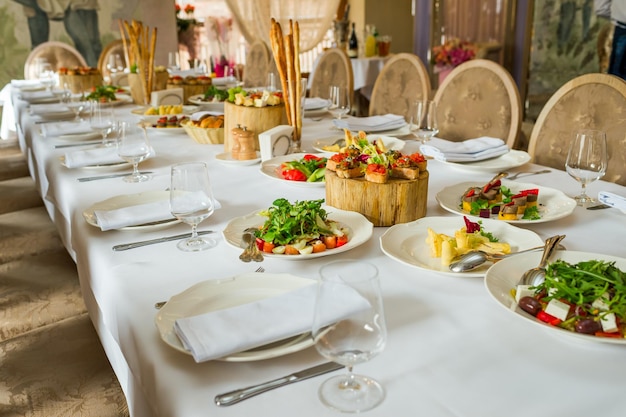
90 100 115 146
411 99 439 144
328 85 351 126
66 94 89 121
170 162 217 252
117 122 151 183
38 62 56 92
312 260 387 413
565 129 608 206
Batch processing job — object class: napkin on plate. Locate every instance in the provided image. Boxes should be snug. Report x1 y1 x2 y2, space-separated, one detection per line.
94 199 174 231
63 147 126 168
598 191 626 214
332 114 406 132
20 90 56 103
304 97 331 111
419 137 509 162
11 79 43 90
41 121 93 137
174 283 371 363
30 103 70 115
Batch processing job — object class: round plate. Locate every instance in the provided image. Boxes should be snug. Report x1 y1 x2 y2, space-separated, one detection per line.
436 180 577 224
216 152 261 166
145 125 186 135
259 153 327 187
82 190 179 231
439 150 531 173
187 94 226 112
139 114 192 124
485 250 626 345
312 134 406 154
222 205 373 260
155 272 316 361
380 216 543 277
304 97 331 111
130 105 199 116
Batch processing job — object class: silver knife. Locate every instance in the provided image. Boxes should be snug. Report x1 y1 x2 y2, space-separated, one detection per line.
112 230 214 251
55 141 101 149
77 171 153 182
214 362 343 406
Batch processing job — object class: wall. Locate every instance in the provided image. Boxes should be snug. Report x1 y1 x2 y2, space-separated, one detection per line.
0 0 178 87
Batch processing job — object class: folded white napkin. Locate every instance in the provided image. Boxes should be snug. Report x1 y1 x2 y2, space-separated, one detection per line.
12 79 43 90
30 103 70 115
333 114 406 132
41 121 93 137
304 97 331 110
598 191 626 214
20 90 56 103
174 283 371 363
63 147 126 168
94 199 174 231
420 137 509 162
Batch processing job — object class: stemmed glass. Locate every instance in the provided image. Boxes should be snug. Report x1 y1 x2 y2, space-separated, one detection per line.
90 100 115 146
66 93 89 121
328 85 351 126
38 62 56 92
312 260 387 413
411 100 439 143
107 54 124 75
565 129 608 206
170 162 217 252
116 122 151 183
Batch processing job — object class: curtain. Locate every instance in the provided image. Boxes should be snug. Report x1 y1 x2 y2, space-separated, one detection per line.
225 0 340 52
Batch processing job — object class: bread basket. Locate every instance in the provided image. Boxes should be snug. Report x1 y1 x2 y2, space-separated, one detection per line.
181 120 224 144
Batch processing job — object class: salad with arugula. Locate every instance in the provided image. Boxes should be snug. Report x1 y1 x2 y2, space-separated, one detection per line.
516 259 626 338
254 198 348 255
279 154 327 182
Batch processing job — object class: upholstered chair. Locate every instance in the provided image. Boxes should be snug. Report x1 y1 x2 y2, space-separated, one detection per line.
243 40 272 88
24 41 87 79
528 73 626 186
368 53 431 121
309 48 354 102
433 59 522 148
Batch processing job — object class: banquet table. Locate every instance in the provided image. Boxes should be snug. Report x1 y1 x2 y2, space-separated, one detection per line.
11 88 626 417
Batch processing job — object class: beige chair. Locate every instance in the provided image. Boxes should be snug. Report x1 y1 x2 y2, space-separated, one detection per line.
433 59 522 148
243 40 272 88
98 39 127 82
368 53 431 121
309 48 354 101
24 41 87 80
528 73 626 186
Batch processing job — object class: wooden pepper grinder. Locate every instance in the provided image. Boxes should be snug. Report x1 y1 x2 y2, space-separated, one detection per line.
231 125 257 160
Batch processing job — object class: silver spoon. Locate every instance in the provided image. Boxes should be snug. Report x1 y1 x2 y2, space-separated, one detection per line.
517 235 566 286
448 243 566 273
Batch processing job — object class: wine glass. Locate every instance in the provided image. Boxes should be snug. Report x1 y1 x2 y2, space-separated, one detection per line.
312 260 387 413
411 100 439 143
116 122 151 183
90 100 115 146
565 129 608 206
66 92 89 121
328 85 351 125
38 62 56 92
170 162 217 252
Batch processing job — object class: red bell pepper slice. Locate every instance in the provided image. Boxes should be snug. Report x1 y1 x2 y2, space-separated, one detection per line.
537 310 562 326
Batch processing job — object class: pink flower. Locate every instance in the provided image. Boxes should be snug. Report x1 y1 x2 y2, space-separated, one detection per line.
432 38 476 69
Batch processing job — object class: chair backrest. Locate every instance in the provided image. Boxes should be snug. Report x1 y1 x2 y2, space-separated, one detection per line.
97 40 127 82
433 59 522 148
528 73 626 186
243 41 271 88
309 48 354 101
368 53 431 121
24 41 87 80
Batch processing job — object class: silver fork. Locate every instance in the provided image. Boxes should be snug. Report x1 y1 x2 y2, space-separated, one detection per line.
507 169 551 180
154 266 265 310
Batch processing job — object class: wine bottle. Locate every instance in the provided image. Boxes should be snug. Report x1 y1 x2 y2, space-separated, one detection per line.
348 22 358 58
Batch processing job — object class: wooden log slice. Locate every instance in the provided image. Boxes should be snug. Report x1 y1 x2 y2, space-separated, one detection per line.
325 169 429 226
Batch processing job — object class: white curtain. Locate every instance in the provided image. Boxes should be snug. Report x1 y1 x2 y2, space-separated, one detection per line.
224 0 340 52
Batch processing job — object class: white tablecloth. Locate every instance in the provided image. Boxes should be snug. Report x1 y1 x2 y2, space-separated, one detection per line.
13 88 626 417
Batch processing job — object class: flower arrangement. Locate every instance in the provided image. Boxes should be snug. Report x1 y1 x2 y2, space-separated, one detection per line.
175 4 197 32
432 38 477 72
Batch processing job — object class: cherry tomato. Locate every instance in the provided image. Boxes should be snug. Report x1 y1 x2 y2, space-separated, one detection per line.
281 169 307 181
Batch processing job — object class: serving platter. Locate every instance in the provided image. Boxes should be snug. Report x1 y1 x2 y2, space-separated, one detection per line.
436 180 577 224
380 216 543 277
485 250 626 345
155 272 316 361
259 153 327 188
222 205 373 260
131 105 199 116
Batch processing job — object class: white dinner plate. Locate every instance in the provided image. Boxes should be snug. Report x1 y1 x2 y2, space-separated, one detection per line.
259 153 327 187
215 152 261 166
485 250 626 345
439 149 532 173
222 205 374 260
304 97 331 111
82 190 179 231
131 105 199 116
155 272 316 361
59 155 130 170
436 180 577 224
312 134 406 154
145 125 186 135
380 216 543 277
187 95 226 112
